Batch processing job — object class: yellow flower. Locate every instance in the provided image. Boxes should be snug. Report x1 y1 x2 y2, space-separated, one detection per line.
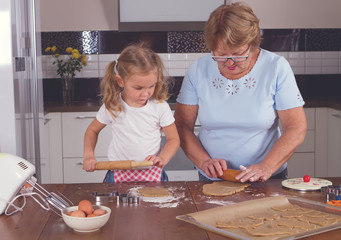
51 46 57 52
72 52 80 59
81 54 87 61
45 47 51 52
54 53 60 58
72 49 79 55
66 47 73 53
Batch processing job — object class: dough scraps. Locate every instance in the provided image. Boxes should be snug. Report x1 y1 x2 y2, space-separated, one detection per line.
217 203 341 238
137 187 170 197
202 181 250 196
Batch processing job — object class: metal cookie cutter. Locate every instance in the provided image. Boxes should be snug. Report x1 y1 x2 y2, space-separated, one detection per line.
118 193 139 205
92 191 119 203
321 185 341 202
119 193 129 204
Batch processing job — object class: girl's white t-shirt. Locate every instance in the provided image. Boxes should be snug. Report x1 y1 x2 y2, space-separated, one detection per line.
96 97 174 162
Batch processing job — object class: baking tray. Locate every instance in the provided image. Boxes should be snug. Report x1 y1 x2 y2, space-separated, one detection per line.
176 196 341 240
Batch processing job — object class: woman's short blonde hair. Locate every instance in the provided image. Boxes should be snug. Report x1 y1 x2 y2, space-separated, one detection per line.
205 2 261 51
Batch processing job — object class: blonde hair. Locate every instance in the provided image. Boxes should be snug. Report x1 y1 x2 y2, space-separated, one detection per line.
100 42 170 118
205 2 261 51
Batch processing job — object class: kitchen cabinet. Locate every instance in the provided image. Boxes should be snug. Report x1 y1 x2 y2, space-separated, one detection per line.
43 112 110 183
315 108 341 177
44 107 340 183
61 112 110 183
43 113 63 183
327 109 341 177
286 108 316 178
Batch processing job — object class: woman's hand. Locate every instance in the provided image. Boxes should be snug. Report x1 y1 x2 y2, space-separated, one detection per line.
201 158 228 179
236 163 273 182
145 155 166 168
83 157 97 172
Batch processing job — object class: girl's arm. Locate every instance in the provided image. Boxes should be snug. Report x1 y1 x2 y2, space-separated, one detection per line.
145 123 180 168
83 118 107 172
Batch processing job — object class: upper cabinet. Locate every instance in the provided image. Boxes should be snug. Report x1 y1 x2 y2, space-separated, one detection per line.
40 0 119 31
118 0 224 31
39 0 341 32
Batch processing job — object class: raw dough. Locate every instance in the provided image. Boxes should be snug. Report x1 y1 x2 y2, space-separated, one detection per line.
216 203 341 238
202 181 250 196
137 187 170 197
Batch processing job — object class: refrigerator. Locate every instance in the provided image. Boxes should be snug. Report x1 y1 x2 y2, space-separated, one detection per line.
0 0 44 183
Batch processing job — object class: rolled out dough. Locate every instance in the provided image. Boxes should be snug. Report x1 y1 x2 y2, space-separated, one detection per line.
137 187 170 197
202 181 250 196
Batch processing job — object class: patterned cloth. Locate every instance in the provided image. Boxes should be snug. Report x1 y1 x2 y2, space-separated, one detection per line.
113 166 162 183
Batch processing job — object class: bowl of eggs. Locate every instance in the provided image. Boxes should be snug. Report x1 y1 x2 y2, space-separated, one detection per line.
61 200 111 232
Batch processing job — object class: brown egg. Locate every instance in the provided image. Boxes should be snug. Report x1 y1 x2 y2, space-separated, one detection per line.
93 208 107 216
70 210 86 218
78 200 94 215
67 211 73 216
87 213 99 218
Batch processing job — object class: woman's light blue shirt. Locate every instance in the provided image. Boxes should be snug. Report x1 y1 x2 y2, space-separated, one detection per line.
177 49 305 180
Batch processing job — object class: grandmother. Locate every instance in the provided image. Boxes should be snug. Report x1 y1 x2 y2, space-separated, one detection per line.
174 2 307 182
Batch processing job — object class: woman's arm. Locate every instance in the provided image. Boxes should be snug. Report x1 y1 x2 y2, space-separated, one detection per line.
146 123 180 168
174 103 227 178
83 118 107 172
237 106 307 182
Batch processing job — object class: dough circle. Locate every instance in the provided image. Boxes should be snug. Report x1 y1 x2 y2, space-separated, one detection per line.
137 187 170 197
202 181 250 196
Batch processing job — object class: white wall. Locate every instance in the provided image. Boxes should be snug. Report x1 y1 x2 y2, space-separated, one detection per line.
40 0 341 32
0 0 17 154
40 0 119 31
242 0 341 29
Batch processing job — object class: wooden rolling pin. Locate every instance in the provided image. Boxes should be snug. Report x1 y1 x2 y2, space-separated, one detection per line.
95 160 153 170
219 169 241 182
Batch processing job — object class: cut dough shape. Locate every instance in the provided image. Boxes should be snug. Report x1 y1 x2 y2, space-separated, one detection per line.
245 221 297 237
217 218 263 229
216 203 341 238
202 181 250 196
137 187 170 197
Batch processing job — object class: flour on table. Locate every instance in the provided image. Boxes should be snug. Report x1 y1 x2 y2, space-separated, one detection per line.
128 186 187 208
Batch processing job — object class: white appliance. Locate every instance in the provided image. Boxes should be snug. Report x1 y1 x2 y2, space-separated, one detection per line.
0 0 44 183
0 153 35 215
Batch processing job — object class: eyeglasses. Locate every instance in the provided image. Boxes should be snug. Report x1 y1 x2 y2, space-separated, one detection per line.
211 46 251 63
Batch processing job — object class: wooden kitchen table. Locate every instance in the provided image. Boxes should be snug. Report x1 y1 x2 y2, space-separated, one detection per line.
187 177 341 240
1 179 341 240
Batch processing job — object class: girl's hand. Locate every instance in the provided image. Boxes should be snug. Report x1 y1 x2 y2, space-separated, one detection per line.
83 157 97 172
144 155 166 168
201 158 227 179
236 163 273 182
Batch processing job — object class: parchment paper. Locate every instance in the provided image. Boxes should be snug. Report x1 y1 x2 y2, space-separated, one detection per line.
176 196 341 240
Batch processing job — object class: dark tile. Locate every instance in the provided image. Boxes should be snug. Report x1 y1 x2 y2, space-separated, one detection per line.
260 29 304 52
98 31 168 54
306 29 341 51
301 74 341 98
43 78 101 103
167 31 208 53
167 77 183 102
41 31 98 55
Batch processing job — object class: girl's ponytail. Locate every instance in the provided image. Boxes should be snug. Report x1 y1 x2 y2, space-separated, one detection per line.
100 61 122 117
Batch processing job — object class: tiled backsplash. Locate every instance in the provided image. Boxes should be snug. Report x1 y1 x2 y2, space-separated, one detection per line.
41 29 341 103
41 51 341 79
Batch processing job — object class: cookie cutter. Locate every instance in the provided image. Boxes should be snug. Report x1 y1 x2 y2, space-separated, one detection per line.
118 193 139 205
92 191 119 203
321 185 341 201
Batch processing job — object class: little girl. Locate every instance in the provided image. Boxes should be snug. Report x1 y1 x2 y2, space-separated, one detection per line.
83 43 180 182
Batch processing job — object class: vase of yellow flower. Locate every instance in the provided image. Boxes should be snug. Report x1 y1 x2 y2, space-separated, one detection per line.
45 46 87 104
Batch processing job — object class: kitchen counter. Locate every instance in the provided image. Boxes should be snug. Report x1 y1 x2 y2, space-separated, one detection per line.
1 178 341 240
44 98 341 114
